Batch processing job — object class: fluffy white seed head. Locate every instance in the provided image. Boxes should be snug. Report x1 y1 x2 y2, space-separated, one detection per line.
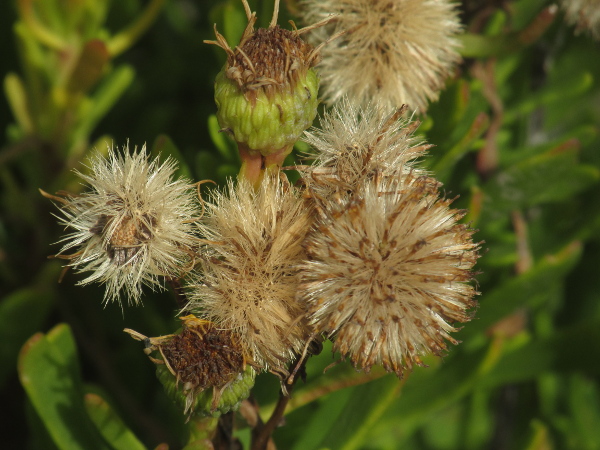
187 174 313 373
560 0 600 39
300 0 463 112
52 145 199 305
300 175 479 376
301 99 433 207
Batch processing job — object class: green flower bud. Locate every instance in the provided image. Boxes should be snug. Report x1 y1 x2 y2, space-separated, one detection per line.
206 0 332 183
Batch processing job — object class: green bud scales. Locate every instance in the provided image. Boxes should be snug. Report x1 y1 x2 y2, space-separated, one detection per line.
215 66 319 155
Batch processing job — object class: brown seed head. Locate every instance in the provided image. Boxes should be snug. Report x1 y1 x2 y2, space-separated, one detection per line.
159 317 246 391
301 176 480 377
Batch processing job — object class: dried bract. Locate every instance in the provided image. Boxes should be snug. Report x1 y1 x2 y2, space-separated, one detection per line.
125 316 253 417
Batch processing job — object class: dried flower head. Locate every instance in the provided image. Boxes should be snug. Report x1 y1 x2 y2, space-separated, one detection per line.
44 145 199 305
187 174 313 373
301 99 432 205
300 0 463 112
125 315 254 417
300 176 479 377
560 0 600 39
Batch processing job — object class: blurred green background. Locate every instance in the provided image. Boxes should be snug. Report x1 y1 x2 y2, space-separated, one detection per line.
2 0 600 449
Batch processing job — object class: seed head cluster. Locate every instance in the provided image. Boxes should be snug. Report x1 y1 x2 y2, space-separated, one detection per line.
188 175 313 373
49 145 199 305
299 102 480 376
300 0 463 112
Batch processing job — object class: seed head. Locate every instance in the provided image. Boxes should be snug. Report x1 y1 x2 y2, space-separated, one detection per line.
560 0 600 39
300 0 463 112
301 99 433 206
45 144 199 305
125 316 254 418
300 176 480 377
187 174 313 373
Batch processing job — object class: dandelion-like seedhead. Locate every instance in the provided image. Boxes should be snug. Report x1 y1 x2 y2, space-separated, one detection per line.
51 145 199 305
560 0 600 39
301 100 432 205
188 175 313 373
300 0 463 112
301 176 480 376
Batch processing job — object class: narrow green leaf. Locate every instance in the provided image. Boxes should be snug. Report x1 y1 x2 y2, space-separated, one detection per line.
4 73 34 133
151 134 192 180
482 151 599 217
84 392 146 450
67 39 110 94
432 112 489 179
71 64 135 158
567 374 600 448
208 114 237 162
18 324 110 450
289 386 355 450
459 241 583 340
0 287 54 387
480 319 600 388
335 376 402 450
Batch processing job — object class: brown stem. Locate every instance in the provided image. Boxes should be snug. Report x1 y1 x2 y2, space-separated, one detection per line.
250 354 309 450
251 391 288 450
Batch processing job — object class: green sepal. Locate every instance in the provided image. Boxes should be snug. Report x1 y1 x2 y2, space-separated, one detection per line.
156 364 256 418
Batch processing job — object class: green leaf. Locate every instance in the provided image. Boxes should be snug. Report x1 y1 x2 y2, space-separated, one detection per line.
459 241 583 340
289 385 355 450
482 151 600 218
0 287 54 387
3 72 34 133
67 39 110 94
504 71 593 124
479 319 600 388
207 114 237 162
567 373 600 448
71 64 135 158
84 392 146 450
18 324 110 450
151 134 192 180
432 112 489 180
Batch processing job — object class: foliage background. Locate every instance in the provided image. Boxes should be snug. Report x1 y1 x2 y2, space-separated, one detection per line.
1 0 600 449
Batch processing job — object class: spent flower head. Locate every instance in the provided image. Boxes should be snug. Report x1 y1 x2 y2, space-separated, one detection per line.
560 0 600 39
300 0 463 112
187 174 313 374
298 99 479 376
45 144 199 305
125 316 254 418
301 99 432 205
301 175 480 376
